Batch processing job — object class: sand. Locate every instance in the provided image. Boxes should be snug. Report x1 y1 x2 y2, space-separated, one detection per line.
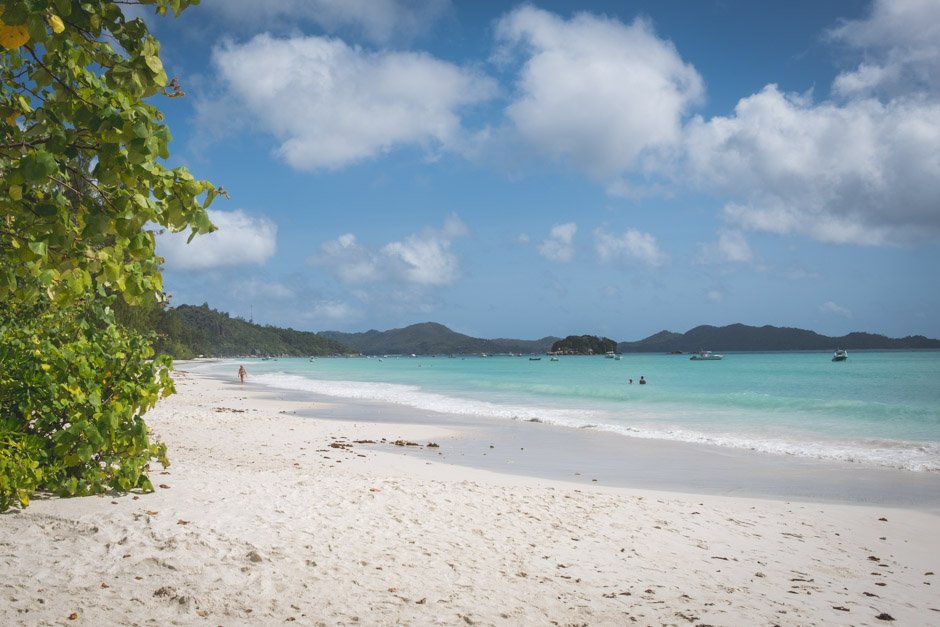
2 368 938 626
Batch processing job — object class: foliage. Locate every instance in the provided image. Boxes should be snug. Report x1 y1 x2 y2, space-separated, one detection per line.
0 301 171 510
0 0 217 308
550 335 617 355
0 0 217 510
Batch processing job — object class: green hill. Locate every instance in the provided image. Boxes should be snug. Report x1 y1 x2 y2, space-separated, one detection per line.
142 304 351 358
617 324 940 353
321 322 558 355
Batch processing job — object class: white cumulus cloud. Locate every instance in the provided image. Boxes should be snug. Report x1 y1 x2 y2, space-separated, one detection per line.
495 6 703 178
698 230 754 264
594 228 668 267
204 34 496 170
828 0 940 99
685 85 940 245
157 209 277 270
312 214 469 287
538 222 577 263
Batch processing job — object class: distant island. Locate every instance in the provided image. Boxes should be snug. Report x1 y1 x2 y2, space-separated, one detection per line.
550 335 618 355
137 304 940 358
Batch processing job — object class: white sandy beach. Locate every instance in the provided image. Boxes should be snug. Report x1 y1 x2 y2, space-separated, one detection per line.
2 368 938 626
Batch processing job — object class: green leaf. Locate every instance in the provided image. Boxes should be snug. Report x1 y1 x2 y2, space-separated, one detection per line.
28 241 48 257
19 152 58 182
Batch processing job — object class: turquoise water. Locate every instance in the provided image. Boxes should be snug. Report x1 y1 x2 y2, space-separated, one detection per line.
190 351 940 472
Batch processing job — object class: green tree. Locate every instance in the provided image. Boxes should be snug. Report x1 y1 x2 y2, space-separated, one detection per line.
0 0 218 510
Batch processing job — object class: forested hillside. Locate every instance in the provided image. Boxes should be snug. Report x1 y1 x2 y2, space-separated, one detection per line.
116 303 351 358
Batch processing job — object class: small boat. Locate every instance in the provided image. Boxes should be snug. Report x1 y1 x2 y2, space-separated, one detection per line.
529 356 542 361
550 356 559 362
832 349 847 362
690 351 723 361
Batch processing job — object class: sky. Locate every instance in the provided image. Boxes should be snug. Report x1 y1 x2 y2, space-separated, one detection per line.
143 0 940 341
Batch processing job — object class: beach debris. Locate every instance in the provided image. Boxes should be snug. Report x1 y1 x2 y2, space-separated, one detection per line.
833 606 850 611
214 407 246 413
176 519 190 525
159 484 170 489
863 592 879 597
247 550 263 563
868 556 881 562
387 587 397 593
426 442 440 448
68 612 78 620
416 598 427 604
392 440 421 447
100 582 109 589
353 439 376 444
875 612 895 621
329 441 351 449
926 571 935 576
369 488 381 492
196 610 209 617
154 586 177 598
145 510 159 516
878 517 888 522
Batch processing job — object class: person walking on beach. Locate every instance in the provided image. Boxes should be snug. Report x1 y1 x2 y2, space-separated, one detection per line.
238 365 247 384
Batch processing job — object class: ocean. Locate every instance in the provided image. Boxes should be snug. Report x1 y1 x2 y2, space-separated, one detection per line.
189 351 940 473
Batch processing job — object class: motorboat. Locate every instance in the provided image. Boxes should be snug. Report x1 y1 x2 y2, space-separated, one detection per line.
550 356 559 362
689 351 723 361
529 356 541 361
832 349 848 362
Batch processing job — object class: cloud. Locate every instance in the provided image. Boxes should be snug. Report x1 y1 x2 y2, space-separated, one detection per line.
309 300 360 322
204 34 496 170
538 222 577 263
820 301 853 318
312 214 469 287
828 0 940 99
685 85 940 245
495 6 703 178
594 228 668 267
202 0 451 44
157 209 277 270
698 230 754 264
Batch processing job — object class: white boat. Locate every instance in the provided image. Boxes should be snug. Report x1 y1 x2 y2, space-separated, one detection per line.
550 356 559 362
690 351 723 361
832 349 847 362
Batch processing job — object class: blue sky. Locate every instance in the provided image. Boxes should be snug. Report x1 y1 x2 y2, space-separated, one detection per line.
146 0 940 341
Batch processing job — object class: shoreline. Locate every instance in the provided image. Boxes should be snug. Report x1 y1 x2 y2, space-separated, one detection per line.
210 363 940 510
2 368 938 625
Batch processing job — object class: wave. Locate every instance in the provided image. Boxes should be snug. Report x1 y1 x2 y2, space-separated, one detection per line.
251 371 940 473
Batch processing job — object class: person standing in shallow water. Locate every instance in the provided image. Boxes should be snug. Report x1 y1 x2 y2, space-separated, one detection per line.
639 376 646 385
238 365 247 384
